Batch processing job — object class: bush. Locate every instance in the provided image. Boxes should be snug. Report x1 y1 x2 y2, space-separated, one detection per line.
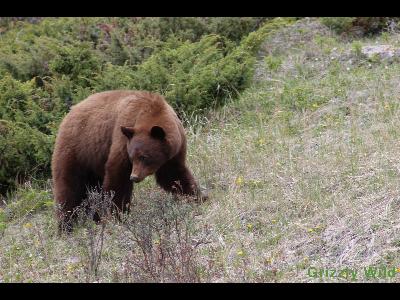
206 17 268 43
120 191 208 282
320 17 355 34
131 34 241 113
2 183 53 221
0 120 54 193
264 54 283 71
0 74 60 193
96 18 295 115
321 17 398 36
0 74 63 133
93 34 246 114
0 35 59 82
49 41 102 88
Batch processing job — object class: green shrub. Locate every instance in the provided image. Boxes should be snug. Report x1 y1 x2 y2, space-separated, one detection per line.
0 208 6 234
93 63 138 91
320 17 355 34
132 34 239 113
2 184 53 221
321 17 397 36
280 81 327 112
0 74 65 133
264 55 283 71
49 41 101 88
93 17 269 67
352 17 393 35
0 120 54 193
205 17 269 43
108 32 130 65
351 41 363 57
0 35 59 82
0 75 58 193
120 18 295 115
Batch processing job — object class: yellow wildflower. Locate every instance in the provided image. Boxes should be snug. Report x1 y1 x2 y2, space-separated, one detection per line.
66 264 75 273
235 176 243 185
247 223 253 230
23 223 33 229
237 250 244 257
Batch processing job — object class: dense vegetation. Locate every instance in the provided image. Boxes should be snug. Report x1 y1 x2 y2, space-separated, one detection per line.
0 17 294 194
320 17 400 37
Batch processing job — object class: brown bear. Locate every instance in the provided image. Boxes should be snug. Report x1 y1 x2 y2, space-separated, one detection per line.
52 90 204 232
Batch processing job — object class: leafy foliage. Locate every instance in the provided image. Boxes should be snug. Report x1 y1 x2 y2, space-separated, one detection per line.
321 17 398 36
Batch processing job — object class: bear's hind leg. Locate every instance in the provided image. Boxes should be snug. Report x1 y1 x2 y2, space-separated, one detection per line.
53 158 86 232
53 170 86 233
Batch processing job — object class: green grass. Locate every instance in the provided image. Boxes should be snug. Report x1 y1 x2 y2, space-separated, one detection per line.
1 18 400 282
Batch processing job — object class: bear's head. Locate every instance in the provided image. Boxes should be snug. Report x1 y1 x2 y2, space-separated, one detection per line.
121 125 170 183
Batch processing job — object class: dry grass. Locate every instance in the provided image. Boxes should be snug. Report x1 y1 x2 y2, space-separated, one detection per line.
1 18 400 282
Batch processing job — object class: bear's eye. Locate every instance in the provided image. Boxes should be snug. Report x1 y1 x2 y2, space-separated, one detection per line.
138 155 152 165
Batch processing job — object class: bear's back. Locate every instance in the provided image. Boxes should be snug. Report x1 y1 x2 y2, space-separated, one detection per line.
54 91 141 173
54 90 180 174
71 90 137 112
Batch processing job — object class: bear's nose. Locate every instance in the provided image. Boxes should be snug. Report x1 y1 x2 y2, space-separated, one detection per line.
130 175 140 183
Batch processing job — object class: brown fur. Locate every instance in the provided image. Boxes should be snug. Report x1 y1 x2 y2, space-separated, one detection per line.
52 90 204 232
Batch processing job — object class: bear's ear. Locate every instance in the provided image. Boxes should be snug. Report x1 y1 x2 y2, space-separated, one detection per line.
150 126 166 140
121 126 135 139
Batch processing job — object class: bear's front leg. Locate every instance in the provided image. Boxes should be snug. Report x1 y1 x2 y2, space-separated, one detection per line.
102 151 133 217
155 160 206 201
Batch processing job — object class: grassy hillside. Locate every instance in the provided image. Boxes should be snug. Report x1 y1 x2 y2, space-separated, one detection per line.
1 17 400 282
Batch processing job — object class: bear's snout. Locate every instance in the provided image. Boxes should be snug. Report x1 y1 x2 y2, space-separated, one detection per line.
130 174 142 183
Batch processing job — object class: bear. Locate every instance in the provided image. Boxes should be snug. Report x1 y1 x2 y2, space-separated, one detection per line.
52 90 205 232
